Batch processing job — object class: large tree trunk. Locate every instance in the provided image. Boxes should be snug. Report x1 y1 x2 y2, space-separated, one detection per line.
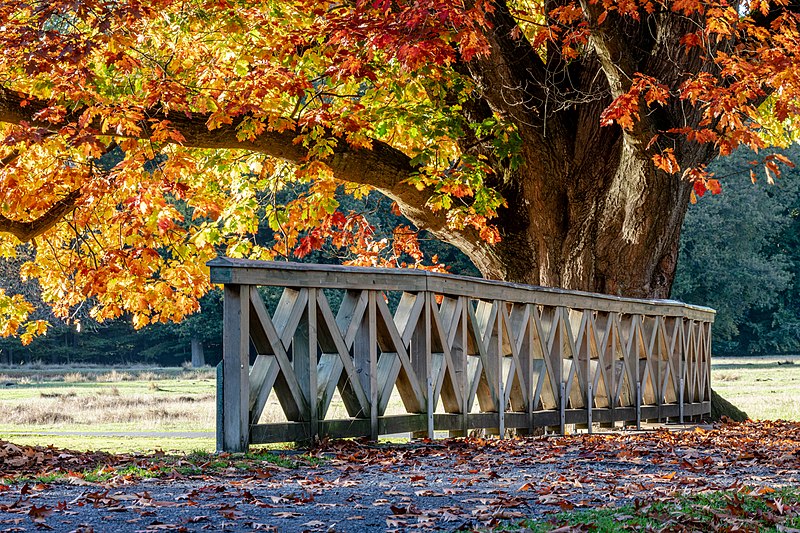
457 141 697 298
393 4 720 300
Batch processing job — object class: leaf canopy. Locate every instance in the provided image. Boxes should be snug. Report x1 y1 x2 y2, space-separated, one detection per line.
1 0 800 337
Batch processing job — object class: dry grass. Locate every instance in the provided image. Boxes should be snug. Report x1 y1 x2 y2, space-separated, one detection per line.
0 388 216 429
0 365 216 385
712 355 800 421
0 367 217 437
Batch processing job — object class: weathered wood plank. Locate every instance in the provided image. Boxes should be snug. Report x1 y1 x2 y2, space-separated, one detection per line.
249 288 308 420
467 301 498 412
250 414 431 444
316 353 342 418
293 288 318 440
428 296 462 413
316 292 369 416
222 284 250 453
376 353 401 415
337 290 368 349
395 292 425 346
375 296 425 413
209 258 716 321
249 354 279 425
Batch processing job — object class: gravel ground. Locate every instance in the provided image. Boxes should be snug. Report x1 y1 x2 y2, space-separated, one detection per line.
1 423 799 532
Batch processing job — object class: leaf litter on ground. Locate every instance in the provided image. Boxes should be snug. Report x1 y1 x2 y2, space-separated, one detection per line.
0 419 797 531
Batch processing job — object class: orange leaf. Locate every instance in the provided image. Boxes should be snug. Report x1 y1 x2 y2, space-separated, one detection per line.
654 149 680 174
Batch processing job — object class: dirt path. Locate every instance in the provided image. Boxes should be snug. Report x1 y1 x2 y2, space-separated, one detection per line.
1 421 799 532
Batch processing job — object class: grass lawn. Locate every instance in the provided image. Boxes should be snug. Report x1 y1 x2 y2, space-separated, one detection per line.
0 434 218 455
0 366 218 453
0 356 797 453
711 355 800 421
516 487 800 532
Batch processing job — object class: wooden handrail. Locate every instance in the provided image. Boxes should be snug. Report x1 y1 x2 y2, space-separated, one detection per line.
208 257 716 321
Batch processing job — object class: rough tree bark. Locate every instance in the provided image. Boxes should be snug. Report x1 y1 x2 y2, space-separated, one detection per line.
428 3 721 298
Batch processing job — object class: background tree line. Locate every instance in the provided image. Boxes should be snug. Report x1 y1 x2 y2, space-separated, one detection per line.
672 148 800 355
1 147 797 366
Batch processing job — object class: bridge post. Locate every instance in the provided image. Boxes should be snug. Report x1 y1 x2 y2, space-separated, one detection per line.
559 381 566 435
636 381 642 430
215 362 223 452
221 284 250 453
294 288 318 443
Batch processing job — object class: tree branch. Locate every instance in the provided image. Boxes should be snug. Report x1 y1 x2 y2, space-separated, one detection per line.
1 150 20 168
465 0 549 132
0 86 486 253
0 189 82 242
0 86 413 189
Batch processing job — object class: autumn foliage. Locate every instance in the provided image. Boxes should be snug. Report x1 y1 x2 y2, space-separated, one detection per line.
1 0 800 337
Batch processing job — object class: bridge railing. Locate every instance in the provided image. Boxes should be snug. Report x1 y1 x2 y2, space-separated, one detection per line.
209 258 714 452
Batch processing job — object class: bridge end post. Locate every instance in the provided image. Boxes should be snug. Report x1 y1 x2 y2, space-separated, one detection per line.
221 284 251 453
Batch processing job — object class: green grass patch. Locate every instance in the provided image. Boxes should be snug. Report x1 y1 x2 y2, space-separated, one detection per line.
511 487 800 532
712 356 800 421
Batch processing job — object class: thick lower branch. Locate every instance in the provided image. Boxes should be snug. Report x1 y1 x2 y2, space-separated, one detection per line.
0 189 82 242
0 88 479 250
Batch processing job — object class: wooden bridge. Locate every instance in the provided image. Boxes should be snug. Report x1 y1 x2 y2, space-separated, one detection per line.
209 258 714 452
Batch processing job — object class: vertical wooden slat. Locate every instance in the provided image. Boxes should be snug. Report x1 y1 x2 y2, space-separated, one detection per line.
459 298 469 435
425 293 434 439
703 322 712 402
351 290 377 439
216 362 223 452
368 291 379 440
294 288 318 442
496 301 505 437
444 297 468 436
222 284 250 453
636 381 642 430
408 292 431 439
559 381 566 435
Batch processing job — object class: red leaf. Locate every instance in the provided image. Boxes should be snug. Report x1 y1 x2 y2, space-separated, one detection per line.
693 180 707 198
28 505 52 522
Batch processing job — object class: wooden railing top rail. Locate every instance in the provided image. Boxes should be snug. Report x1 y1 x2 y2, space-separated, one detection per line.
208 257 716 322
